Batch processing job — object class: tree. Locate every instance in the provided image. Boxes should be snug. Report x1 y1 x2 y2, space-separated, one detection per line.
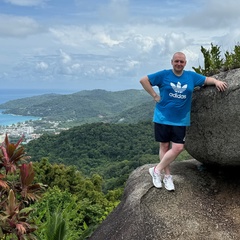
193 43 240 75
193 43 223 76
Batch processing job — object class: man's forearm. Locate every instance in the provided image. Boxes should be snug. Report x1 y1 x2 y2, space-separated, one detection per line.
140 76 157 97
204 77 217 85
140 76 160 102
204 76 228 92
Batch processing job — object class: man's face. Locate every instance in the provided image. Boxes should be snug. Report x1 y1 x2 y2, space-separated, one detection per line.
171 54 186 73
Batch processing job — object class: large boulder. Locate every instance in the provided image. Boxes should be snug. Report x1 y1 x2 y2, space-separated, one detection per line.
185 68 240 166
89 162 240 240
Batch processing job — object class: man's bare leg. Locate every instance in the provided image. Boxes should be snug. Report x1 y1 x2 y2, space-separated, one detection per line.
159 142 171 175
156 142 184 173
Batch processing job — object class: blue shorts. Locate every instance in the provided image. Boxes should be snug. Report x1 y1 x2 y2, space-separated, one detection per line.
154 123 186 144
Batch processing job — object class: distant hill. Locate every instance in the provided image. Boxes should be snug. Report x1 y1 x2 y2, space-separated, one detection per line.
0 89 155 124
111 100 155 123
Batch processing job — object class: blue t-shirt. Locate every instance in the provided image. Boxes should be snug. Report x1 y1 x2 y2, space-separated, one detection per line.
147 69 206 126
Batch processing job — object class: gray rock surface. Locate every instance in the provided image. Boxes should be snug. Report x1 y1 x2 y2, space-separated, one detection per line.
185 69 240 166
89 161 240 240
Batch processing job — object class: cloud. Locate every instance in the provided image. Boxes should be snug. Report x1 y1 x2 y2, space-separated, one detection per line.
0 14 44 37
178 0 240 29
49 26 93 48
163 32 193 54
59 49 72 64
35 61 48 71
49 23 194 61
3 0 47 7
96 32 122 47
0 18 199 89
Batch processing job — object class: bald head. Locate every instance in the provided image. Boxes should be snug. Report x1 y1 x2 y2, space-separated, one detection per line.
172 52 186 62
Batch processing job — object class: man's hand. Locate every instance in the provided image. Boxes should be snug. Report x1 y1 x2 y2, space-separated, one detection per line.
205 77 228 92
215 80 228 92
153 94 160 103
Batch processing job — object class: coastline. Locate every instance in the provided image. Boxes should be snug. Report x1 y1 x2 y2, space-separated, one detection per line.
0 109 40 126
0 88 75 126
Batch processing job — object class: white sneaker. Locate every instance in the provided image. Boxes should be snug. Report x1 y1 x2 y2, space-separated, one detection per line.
163 175 175 191
149 167 162 188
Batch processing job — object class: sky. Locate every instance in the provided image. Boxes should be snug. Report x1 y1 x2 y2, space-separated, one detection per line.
0 0 240 92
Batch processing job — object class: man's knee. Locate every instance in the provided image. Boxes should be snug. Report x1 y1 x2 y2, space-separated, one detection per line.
172 143 184 154
160 142 170 151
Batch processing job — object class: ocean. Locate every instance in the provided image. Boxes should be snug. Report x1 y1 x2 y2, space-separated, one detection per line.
0 88 76 126
0 110 40 126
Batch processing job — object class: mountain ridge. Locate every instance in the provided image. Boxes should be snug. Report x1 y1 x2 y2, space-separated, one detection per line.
0 89 154 124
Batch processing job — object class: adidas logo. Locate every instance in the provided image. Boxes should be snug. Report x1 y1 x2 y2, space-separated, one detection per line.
169 82 187 99
170 82 187 93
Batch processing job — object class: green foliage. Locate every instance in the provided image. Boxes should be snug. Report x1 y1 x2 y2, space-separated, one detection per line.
43 207 67 240
26 121 159 191
1 131 122 240
0 135 45 240
223 44 240 71
193 43 240 76
33 158 85 193
32 183 120 240
32 187 80 240
32 158 122 239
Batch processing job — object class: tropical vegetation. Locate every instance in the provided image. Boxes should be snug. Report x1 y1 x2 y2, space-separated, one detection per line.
193 43 240 75
0 134 45 239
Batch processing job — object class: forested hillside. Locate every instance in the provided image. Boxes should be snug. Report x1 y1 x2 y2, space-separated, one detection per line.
1 134 124 239
0 89 153 124
26 121 161 191
111 100 155 123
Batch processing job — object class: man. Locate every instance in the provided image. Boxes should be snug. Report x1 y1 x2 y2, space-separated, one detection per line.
140 52 228 191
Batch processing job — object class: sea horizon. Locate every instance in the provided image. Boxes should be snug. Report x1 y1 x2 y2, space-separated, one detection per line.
0 88 77 104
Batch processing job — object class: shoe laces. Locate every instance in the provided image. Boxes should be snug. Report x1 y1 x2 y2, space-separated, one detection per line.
164 175 173 183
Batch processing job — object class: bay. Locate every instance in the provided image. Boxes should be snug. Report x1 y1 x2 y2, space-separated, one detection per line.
0 88 76 126
0 110 39 126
